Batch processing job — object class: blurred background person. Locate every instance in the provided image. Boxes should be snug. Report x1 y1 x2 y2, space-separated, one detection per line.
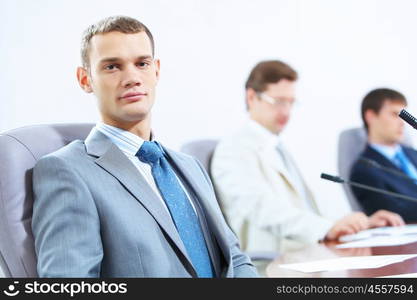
350 88 417 222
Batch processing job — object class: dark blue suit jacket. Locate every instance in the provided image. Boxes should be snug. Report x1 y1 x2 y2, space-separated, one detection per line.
350 144 417 222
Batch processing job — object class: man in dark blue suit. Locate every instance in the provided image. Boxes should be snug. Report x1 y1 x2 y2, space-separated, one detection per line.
350 88 417 222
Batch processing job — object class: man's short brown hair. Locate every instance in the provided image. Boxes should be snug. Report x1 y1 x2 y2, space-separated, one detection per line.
80 16 154 68
361 88 407 131
245 60 298 93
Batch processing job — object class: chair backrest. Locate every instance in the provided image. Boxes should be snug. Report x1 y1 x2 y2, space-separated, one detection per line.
0 123 94 277
180 139 219 174
337 127 413 211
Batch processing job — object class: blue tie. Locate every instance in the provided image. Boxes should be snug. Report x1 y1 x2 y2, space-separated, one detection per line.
136 141 214 277
393 150 417 182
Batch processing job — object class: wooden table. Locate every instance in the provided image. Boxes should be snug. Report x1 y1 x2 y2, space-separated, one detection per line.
266 241 417 277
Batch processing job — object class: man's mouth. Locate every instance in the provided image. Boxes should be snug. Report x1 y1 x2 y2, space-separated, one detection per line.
119 92 147 102
277 118 288 126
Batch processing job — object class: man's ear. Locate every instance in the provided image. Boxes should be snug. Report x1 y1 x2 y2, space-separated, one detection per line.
76 66 93 93
154 58 161 83
364 109 377 127
246 88 257 110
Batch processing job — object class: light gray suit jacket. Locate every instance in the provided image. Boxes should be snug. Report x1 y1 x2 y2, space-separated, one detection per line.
32 129 257 277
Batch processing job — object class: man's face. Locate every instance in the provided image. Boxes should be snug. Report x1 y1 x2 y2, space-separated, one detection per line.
247 79 296 134
77 31 160 127
367 100 406 145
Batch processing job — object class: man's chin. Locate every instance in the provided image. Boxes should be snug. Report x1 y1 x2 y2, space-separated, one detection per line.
111 110 150 124
123 114 149 123
269 125 283 135
388 137 403 145
396 133 405 143
121 106 152 120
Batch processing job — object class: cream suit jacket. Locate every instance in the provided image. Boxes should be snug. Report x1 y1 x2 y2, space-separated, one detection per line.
211 122 333 253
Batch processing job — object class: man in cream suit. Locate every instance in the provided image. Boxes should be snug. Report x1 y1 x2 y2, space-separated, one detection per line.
211 60 404 254
31 16 257 278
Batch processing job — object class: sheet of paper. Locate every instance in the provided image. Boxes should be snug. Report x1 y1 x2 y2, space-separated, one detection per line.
339 224 417 242
336 235 417 249
279 254 417 273
370 224 417 235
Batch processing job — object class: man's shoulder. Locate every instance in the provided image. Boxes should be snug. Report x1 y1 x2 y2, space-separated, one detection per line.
35 140 89 167
350 146 383 179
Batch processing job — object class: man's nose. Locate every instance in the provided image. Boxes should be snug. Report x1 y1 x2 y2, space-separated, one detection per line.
121 65 144 88
280 104 292 116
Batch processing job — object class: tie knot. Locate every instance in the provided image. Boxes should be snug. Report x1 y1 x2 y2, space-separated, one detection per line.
136 141 164 164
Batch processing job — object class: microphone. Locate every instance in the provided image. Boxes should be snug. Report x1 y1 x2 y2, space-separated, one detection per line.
320 173 417 203
399 109 417 129
358 157 417 183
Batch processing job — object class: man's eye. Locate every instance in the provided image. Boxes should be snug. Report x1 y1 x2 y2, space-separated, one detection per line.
137 62 150 68
105 64 118 70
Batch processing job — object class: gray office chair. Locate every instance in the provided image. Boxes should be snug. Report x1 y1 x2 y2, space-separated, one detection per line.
0 123 94 277
180 139 279 262
180 139 219 175
337 127 413 211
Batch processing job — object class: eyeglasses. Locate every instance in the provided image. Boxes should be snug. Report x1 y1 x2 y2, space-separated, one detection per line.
257 93 296 107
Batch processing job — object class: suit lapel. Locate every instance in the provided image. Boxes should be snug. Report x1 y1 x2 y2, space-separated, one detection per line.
268 146 301 193
84 130 193 267
365 145 402 171
164 148 232 267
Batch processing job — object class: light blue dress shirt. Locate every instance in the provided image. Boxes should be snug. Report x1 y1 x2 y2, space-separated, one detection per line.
370 143 417 179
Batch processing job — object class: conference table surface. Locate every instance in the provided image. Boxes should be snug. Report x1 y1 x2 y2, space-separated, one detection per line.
266 240 417 277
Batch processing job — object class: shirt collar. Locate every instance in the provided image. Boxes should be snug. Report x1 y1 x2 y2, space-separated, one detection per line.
247 118 281 148
370 143 401 161
95 122 152 157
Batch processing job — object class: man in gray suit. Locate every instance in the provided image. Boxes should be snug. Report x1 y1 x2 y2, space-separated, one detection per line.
31 16 257 278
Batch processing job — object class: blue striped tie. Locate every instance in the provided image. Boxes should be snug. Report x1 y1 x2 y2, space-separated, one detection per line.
136 141 214 277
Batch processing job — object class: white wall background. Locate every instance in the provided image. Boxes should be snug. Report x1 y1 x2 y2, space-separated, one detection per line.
2 0 417 220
